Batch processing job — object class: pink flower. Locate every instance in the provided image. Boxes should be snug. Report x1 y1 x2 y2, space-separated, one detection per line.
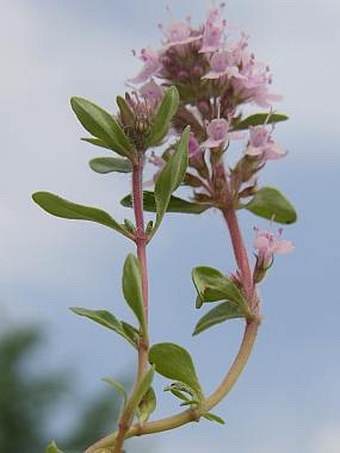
201 118 244 148
203 50 246 80
245 126 287 160
159 18 201 49
139 80 164 107
200 4 227 53
129 48 162 84
254 227 294 268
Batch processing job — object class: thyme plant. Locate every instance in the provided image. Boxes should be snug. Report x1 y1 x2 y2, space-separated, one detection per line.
35 4 297 452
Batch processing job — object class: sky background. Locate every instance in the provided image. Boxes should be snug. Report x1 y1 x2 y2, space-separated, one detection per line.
2 0 340 452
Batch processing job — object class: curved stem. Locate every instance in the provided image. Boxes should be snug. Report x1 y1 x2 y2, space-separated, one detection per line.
86 165 259 453
85 317 259 452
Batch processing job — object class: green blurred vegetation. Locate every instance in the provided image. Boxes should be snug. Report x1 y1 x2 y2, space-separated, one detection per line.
0 325 128 453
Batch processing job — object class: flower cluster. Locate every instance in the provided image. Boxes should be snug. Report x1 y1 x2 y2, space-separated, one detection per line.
127 3 294 279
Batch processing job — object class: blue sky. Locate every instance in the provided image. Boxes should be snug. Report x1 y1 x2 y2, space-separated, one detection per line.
2 0 340 452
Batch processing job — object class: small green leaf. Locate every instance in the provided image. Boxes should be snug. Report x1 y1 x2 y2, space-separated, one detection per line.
193 301 248 336
70 96 135 159
192 266 247 309
146 86 179 147
121 190 210 215
202 412 226 424
70 307 138 348
122 254 145 332
81 137 111 149
244 186 297 224
32 192 132 239
132 366 155 411
102 377 128 409
149 343 203 399
164 381 196 403
152 126 190 236
46 441 64 453
121 321 140 345
116 95 135 126
89 157 132 174
231 113 289 131
137 386 157 423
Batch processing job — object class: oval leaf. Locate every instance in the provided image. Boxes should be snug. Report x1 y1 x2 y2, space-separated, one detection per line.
146 86 179 147
131 366 155 412
70 96 135 159
192 266 247 309
137 386 157 423
122 254 145 332
149 342 203 398
121 190 210 214
89 157 132 174
193 301 248 336
32 192 132 239
231 113 289 131
70 307 137 348
244 186 297 224
152 126 190 236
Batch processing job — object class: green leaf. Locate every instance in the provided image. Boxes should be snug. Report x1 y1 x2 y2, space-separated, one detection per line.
89 157 132 174
32 192 132 239
149 343 203 399
102 377 128 409
132 366 155 411
164 381 195 403
202 412 226 424
146 86 179 147
122 254 145 332
81 137 111 149
121 191 210 215
244 186 297 224
231 113 289 131
46 441 64 453
116 95 135 126
70 307 137 348
192 266 247 309
70 96 135 159
152 126 190 236
137 386 157 423
121 321 140 345
193 301 248 336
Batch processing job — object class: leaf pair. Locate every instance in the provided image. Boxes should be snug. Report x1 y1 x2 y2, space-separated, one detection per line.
118 126 192 238
192 266 252 335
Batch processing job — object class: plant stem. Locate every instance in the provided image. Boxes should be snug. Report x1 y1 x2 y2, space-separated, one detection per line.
86 164 260 452
109 157 150 453
221 205 254 304
84 317 259 452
